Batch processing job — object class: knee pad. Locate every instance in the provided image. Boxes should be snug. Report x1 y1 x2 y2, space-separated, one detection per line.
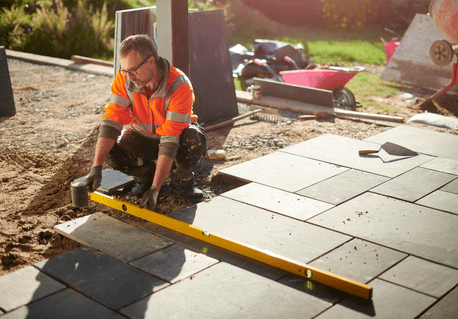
175 123 207 169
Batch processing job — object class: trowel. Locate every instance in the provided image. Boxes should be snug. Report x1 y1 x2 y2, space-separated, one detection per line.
359 142 418 156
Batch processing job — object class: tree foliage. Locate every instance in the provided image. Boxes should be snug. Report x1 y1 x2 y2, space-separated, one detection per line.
321 0 379 29
0 0 115 59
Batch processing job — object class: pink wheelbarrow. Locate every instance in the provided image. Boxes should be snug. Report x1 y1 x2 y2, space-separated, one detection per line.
280 66 364 110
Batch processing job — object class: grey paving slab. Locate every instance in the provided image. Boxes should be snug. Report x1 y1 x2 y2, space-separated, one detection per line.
0 266 65 312
54 212 173 263
379 256 458 298
296 169 389 205
417 190 458 215
371 167 456 202
308 192 458 268
74 168 134 194
139 220 288 281
308 239 407 284
421 157 458 175
0 288 125 319
219 151 348 192
315 279 436 319
161 196 352 265
441 178 458 195
35 246 169 310
365 125 458 160
131 244 219 283
418 286 458 319
121 262 332 319
279 134 434 178
221 182 334 220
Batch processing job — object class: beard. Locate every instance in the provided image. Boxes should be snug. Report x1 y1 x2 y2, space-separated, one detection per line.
132 80 146 90
132 69 155 90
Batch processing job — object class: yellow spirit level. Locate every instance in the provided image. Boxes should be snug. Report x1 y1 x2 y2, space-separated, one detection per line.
90 192 372 300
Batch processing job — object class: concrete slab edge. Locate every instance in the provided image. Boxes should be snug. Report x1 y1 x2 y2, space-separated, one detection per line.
6 49 113 77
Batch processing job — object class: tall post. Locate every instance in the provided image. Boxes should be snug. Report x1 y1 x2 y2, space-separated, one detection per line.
171 0 189 76
157 0 189 77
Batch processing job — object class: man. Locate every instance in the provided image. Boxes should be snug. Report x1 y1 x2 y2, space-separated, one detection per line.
84 34 206 211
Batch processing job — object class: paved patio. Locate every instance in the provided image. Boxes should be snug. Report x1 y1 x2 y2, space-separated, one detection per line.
1 125 457 318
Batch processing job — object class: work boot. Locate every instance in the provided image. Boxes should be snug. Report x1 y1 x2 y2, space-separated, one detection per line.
130 162 155 197
171 179 204 201
131 177 154 197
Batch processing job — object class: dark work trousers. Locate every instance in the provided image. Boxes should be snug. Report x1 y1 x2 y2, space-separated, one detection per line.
105 124 207 187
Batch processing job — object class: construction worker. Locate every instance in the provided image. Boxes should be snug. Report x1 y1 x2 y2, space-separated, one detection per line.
84 34 206 211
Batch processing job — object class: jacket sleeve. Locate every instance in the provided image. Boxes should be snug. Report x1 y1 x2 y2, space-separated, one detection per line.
98 73 132 140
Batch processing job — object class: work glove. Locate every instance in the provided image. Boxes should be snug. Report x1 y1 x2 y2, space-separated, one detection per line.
84 165 102 192
140 186 159 211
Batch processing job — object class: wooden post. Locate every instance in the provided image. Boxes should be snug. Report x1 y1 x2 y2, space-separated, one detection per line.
157 0 189 77
171 0 189 76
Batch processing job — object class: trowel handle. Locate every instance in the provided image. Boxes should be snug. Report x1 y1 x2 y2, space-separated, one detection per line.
359 150 377 155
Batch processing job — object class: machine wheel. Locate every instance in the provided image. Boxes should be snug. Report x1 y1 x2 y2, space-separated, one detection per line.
430 40 454 67
333 87 357 110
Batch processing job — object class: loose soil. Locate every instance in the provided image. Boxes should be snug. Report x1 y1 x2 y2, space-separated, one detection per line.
1 57 457 276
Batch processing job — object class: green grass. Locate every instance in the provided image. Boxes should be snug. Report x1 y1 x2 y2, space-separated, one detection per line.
306 40 385 65
345 72 400 112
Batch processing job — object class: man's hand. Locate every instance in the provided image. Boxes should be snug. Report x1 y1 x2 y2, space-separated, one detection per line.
84 165 102 191
140 186 159 211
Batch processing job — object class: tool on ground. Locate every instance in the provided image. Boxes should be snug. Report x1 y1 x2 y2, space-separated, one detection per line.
299 111 335 122
204 109 261 131
250 105 279 122
299 115 316 121
86 191 373 300
359 142 418 156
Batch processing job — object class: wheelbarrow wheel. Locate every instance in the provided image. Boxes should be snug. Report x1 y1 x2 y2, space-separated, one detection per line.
333 87 357 111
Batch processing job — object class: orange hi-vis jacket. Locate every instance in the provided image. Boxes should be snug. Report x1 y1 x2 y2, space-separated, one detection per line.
99 58 197 159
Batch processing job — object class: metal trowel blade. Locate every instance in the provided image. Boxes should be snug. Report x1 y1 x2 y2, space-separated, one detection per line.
380 142 418 156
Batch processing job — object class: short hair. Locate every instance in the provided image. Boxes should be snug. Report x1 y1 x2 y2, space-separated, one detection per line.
119 34 159 62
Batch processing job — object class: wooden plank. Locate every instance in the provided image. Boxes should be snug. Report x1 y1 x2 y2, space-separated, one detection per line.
71 55 114 67
254 77 335 108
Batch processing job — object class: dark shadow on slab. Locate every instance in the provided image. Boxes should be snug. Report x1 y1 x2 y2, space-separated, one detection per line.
280 274 349 304
337 294 377 317
33 246 169 318
140 207 288 281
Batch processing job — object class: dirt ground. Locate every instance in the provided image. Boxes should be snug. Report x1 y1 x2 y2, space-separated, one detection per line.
1 57 457 276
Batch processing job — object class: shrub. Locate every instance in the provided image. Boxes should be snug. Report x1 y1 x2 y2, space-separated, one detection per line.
322 0 379 29
22 0 114 59
0 5 32 49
